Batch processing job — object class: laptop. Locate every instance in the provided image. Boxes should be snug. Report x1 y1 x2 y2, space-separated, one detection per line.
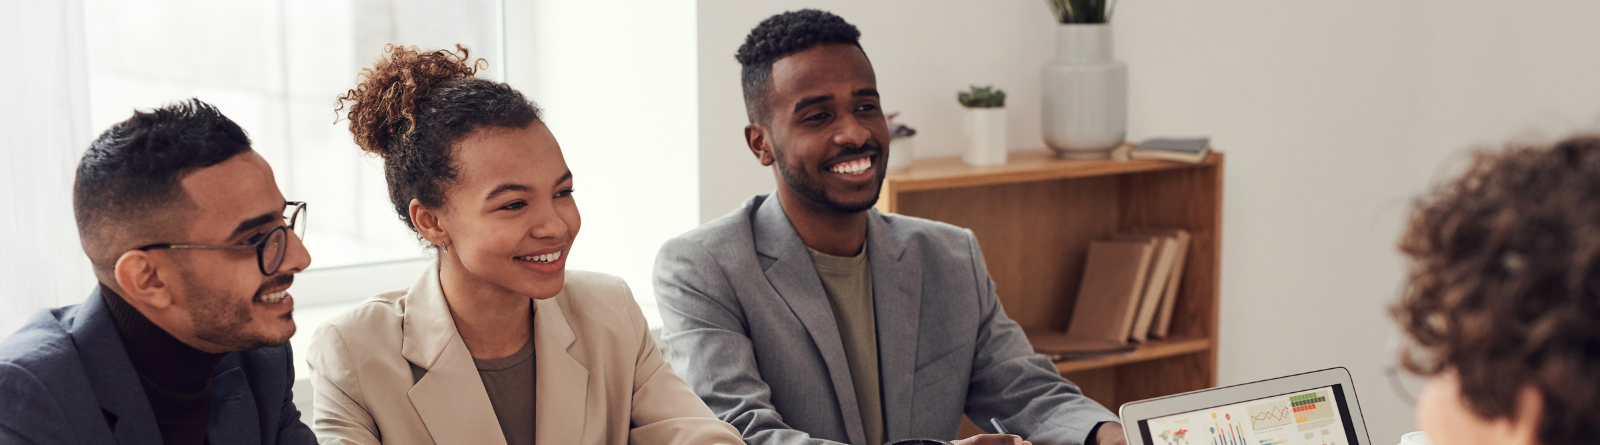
1119 367 1374 445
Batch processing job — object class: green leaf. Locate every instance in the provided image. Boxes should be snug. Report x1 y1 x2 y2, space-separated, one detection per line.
958 85 1007 108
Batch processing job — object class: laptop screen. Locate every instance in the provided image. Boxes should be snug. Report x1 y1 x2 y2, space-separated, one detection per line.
1136 384 1362 445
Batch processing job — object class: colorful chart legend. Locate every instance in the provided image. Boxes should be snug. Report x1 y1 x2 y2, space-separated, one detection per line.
1290 390 1335 423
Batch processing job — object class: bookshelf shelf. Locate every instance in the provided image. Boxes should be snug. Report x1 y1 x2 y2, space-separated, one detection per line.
878 150 1223 434
1050 336 1212 374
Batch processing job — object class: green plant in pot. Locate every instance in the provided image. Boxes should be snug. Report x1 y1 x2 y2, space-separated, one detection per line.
1041 0 1128 159
959 85 1009 166
958 85 1006 109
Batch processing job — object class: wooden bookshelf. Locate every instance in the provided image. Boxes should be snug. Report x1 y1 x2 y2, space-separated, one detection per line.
876 149 1223 434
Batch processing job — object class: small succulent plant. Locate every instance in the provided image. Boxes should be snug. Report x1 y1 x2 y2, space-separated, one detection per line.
1046 0 1116 24
958 85 1006 109
887 112 917 138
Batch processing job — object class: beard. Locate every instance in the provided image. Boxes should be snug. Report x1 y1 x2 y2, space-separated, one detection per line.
773 142 885 214
180 270 295 351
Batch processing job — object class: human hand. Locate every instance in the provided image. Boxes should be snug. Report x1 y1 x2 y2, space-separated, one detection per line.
1093 422 1127 445
951 434 1031 445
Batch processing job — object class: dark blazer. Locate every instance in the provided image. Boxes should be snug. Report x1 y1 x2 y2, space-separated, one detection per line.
0 287 315 445
654 194 1118 445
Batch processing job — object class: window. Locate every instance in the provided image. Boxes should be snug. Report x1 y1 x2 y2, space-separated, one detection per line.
76 0 703 327
85 0 503 273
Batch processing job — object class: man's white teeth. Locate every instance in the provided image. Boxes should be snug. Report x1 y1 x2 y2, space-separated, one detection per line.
258 290 288 304
830 158 872 174
517 251 562 263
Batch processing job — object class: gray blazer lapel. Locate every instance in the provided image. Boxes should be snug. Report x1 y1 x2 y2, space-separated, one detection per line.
753 195 867 445
68 289 163 445
867 210 922 441
205 367 260 445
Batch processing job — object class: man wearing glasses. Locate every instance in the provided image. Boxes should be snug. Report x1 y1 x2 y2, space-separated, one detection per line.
0 99 317 445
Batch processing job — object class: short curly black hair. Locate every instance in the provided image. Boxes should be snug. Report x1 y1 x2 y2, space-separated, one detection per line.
337 45 542 246
74 99 253 275
1395 135 1600 445
736 9 863 124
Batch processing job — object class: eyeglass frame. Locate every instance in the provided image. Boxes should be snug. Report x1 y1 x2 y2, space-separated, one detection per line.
133 201 307 276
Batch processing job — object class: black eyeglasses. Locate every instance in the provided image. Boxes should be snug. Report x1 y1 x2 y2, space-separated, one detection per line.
135 201 307 276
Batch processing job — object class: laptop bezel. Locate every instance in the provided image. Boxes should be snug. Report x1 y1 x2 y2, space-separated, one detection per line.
1118 367 1374 445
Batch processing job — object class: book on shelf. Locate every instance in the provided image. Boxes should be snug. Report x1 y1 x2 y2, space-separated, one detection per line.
1060 239 1155 348
1126 227 1192 339
1032 227 1194 361
1132 137 1211 164
1112 233 1180 343
1025 327 1138 361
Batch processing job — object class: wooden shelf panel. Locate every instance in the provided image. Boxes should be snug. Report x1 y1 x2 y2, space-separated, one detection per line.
1050 337 1212 374
885 148 1224 425
883 149 1222 194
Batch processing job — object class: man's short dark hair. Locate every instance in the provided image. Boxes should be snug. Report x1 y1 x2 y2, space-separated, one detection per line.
1395 135 1600 444
735 9 863 124
74 98 253 275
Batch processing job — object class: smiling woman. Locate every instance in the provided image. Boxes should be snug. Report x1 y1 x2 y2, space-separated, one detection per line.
303 44 744 445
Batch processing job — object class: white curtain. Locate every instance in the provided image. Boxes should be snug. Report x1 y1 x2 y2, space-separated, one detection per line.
0 0 97 338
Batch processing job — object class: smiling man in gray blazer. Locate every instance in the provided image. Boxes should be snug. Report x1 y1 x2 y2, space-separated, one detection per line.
654 10 1125 445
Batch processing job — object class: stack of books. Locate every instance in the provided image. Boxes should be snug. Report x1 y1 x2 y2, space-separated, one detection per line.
1131 138 1211 164
1028 228 1192 361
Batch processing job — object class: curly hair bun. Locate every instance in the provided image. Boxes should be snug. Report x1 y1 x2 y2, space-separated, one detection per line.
339 44 485 156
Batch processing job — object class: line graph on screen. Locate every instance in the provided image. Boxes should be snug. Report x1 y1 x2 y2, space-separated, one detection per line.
1247 401 1294 431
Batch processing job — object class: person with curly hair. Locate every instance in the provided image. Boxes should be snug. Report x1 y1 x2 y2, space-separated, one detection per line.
653 9 1124 445
1393 135 1600 445
304 45 744 445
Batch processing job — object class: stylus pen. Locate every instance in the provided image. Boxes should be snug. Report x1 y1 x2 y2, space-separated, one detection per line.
990 418 1008 435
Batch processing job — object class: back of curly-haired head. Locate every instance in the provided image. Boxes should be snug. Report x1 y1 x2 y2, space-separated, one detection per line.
1395 135 1600 444
338 44 542 243
736 9 863 124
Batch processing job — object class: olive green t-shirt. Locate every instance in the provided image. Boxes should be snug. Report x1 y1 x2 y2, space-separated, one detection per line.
807 246 883 445
474 329 536 445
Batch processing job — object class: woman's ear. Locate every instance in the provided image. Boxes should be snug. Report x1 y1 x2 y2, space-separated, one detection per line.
113 251 171 308
409 198 450 250
745 124 776 166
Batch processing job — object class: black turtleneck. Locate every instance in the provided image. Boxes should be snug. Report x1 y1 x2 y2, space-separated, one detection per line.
102 284 226 445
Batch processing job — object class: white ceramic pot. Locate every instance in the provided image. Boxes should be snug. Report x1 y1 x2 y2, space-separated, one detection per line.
886 136 914 172
963 107 1008 166
1042 23 1128 159
1398 431 1429 445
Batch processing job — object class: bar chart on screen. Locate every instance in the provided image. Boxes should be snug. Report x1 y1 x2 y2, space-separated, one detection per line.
1208 420 1248 445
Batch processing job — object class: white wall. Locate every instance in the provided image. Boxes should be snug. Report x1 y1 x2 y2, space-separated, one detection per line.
505 0 699 325
697 1 1065 223
696 1 1600 442
0 0 96 337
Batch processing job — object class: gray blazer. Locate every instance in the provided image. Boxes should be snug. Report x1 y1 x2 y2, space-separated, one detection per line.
654 194 1117 445
0 287 315 445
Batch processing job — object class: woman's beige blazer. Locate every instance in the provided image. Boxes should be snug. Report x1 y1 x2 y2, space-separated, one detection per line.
306 265 743 445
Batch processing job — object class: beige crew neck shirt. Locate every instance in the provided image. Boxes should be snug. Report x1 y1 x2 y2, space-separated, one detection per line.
807 246 883 445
